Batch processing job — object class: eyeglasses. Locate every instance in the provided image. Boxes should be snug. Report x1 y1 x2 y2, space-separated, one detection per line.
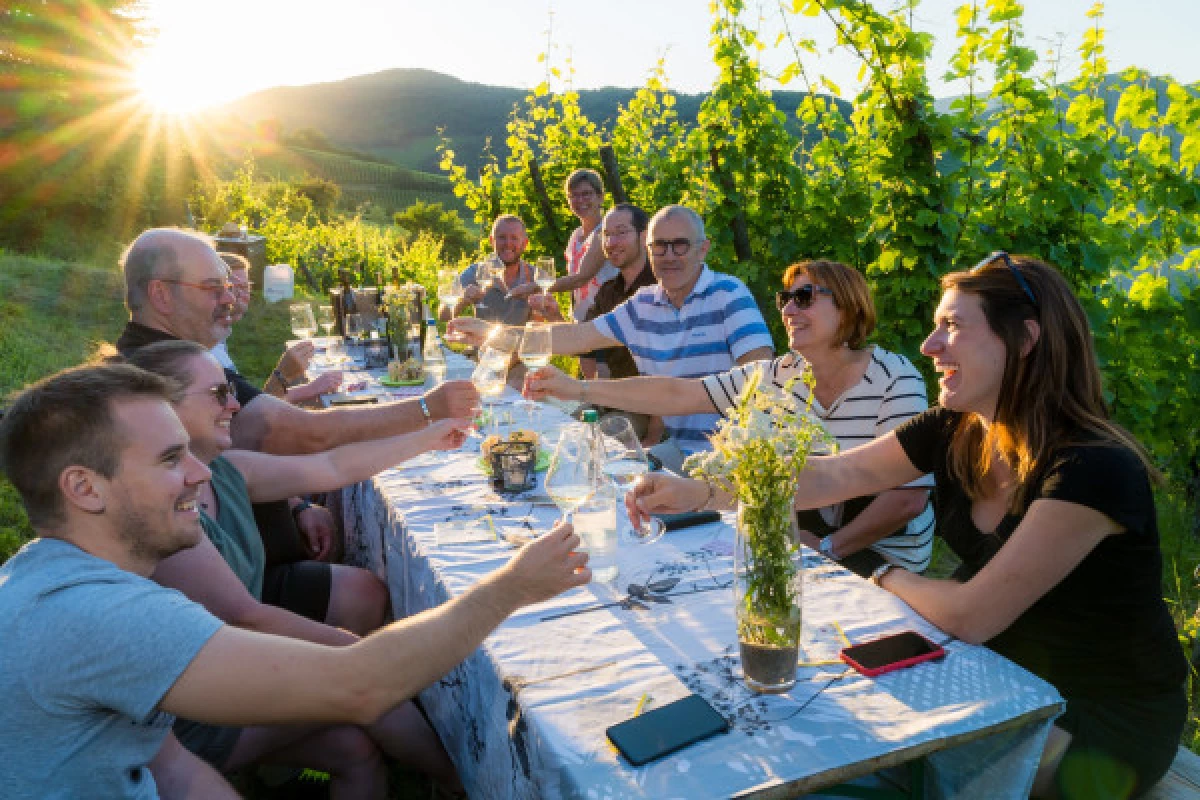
775 284 834 311
188 381 238 407
602 226 638 240
648 238 694 257
971 251 1038 310
157 279 235 299
568 189 598 201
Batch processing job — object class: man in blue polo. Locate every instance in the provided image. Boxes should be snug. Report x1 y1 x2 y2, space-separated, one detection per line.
450 205 774 467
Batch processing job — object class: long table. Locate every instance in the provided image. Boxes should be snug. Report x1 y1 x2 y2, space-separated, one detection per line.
320 357 1064 799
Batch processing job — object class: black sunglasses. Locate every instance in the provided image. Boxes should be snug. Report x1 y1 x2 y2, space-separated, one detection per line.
972 251 1038 310
189 381 238 407
648 238 694 257
775 284 834 311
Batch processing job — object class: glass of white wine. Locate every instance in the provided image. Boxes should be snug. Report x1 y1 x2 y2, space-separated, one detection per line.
471 346 510 436
518 322 551 421
439 274 464 315
544 428 596 525
534 257 556 293
597 415 665 544
289 304 317 340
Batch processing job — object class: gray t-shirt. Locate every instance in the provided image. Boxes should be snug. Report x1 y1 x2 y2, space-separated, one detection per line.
0 538 223 799
459 260 534 325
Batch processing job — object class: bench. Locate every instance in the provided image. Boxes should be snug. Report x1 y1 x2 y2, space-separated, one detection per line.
1145 746 1200 799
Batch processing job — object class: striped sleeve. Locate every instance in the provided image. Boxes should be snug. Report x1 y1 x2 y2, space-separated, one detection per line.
701 362 755 415
718 280 774 360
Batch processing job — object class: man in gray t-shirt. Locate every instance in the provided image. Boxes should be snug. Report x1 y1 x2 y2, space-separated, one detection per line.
0 539 221 799
444 214 534 326
0 363 590 798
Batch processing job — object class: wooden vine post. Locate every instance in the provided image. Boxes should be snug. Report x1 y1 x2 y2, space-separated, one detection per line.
527 159 565 253
598 144 629 205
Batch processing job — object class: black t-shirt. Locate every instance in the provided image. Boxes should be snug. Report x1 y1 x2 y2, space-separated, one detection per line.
894 407 1187 700
116 322 262 407
584 263 657 379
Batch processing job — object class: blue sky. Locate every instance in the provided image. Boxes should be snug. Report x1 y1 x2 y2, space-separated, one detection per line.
138 1 1198 111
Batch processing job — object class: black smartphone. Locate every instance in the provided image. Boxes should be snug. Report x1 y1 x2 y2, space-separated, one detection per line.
840 631 945 677
656 510 722 532
606 693 730 766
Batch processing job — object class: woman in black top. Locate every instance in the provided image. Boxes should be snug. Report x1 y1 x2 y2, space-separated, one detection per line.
629 253 1188 798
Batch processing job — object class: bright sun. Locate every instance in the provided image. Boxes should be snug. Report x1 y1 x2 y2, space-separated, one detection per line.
133 47 233 116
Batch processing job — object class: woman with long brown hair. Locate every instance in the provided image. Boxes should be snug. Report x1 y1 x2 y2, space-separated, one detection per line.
630 253 1188 798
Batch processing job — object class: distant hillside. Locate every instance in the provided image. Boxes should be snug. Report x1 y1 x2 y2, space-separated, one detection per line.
248 145 463 214
221 68 850 174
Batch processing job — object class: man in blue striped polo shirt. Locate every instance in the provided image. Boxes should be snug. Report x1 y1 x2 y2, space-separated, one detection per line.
451 205 774 465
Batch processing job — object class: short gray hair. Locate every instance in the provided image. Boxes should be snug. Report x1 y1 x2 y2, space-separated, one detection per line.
650 205 706 242
120 228 214 313
491 214 526 237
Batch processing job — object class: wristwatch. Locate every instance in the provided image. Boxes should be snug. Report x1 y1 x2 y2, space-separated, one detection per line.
869 562 895 588
290 499 313 522
818 536 837 560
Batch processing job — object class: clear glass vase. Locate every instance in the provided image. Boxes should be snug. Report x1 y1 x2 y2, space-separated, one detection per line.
734 496 802 693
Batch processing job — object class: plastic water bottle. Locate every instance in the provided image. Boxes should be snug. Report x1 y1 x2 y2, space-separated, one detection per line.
575 409 619 583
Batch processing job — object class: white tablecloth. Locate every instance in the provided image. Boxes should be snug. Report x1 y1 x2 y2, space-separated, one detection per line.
323 356 1063 799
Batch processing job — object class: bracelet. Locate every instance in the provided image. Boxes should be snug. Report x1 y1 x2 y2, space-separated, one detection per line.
418 396 433 425
290 499 313 521
695 481 715 512
869 562 897 588
272 368 292 388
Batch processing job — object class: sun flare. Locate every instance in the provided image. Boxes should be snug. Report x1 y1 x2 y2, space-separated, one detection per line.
133 47 234 116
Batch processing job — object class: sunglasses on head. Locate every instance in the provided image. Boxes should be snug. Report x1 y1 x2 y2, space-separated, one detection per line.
971 251 1039 310
775 284 833 311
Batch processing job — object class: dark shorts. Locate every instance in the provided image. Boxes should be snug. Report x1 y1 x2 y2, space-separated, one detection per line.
1055 684 1188 799
173 718 243 768
262 560 333 623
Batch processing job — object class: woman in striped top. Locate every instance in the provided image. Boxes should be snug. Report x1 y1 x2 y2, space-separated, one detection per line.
525 259 935 575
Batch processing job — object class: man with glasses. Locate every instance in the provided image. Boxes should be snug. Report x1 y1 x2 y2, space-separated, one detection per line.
115 228 478 454
537 203 663 443
114 229 479 635
454 205 774 469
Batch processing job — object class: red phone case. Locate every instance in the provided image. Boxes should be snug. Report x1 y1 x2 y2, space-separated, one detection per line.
839 632 945 677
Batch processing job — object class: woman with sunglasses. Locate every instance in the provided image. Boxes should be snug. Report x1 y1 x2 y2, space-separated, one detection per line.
629 254 1188 797
525 259 936 576
126 340 471 791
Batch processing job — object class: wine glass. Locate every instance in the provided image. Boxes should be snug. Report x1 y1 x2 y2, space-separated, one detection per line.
596 415 665 543
544 428 596 524
485 325 523 358
344 312 364 340
289 304 317 340
316 305 336 337
471 346 510 436
439 273 464 314
314 305 337 361
534 257 556 293
518 322 552 421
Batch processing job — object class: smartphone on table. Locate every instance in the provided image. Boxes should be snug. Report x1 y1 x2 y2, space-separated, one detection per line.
606 693 730 766
840 631 945 677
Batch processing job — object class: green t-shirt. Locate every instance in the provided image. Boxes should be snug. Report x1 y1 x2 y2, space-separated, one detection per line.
199 455 265 600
